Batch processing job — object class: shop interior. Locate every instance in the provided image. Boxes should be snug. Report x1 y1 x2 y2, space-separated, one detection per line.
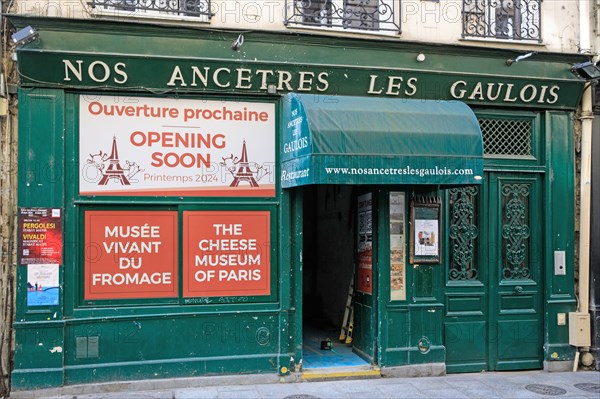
302 185 369 369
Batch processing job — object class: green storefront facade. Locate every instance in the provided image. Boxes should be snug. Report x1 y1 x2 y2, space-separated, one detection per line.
10 15 585 390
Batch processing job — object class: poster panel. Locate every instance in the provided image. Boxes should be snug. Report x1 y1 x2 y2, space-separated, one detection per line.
79 96 275 197
18 207 63 265
183 211 271 298
410 202 441 264
357 193 373 294
389 192 406 301
27 264 59 306
84 210 178 300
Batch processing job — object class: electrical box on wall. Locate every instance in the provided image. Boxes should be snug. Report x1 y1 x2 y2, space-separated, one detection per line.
568 312 591 347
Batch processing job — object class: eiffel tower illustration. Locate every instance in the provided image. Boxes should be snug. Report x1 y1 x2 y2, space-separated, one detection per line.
98 136 130 186
230 140 259 187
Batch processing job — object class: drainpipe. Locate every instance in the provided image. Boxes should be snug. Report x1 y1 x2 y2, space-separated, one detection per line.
572 0 594 372
578 84 593 323
591 87 600 370
589 1 600 371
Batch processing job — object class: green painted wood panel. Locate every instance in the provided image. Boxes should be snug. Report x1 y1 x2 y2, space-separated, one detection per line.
13 88 66 389
543 112 577 361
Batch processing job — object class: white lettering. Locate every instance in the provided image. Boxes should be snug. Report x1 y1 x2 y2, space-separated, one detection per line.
63 59 83 82
166 66 187 86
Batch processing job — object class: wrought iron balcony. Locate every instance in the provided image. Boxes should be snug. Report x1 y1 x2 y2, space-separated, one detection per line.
285 0 400 33
462 0 541 42
90 0 212 19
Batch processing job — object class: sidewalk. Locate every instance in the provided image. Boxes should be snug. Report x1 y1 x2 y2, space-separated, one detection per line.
9 370 600 399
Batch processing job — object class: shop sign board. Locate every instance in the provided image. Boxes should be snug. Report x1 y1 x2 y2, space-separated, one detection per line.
183 211 271 297
357 193 373 295
84 210 178 300
18 207 63 265
17 52 585 110
79 95 275 197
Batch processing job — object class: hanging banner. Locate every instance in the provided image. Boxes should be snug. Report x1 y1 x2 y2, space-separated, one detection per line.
84 210 178 300
18 207 63 265
183 211 271 297
79 95 275 197
356 193 373 294
27 264 60 306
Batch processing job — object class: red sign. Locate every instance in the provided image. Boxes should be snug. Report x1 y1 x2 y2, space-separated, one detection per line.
84 211 178 300
18 208 63 265
357 247 373 294
183 211 271 297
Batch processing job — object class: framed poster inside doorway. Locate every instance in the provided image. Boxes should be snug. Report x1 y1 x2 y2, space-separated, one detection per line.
410 199 441 264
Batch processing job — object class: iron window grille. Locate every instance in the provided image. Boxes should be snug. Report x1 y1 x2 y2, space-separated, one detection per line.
479 118 533 157
462 0 541 42
90 0 212 19
285 0 400 33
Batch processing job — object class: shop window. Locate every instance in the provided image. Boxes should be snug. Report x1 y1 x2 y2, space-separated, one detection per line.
479 118 533 157
448 187 479 281
462 0 541 42
90 0 213 20
285 0 400 33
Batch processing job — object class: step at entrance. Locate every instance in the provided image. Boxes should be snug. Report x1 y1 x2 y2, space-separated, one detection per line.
302 366 381 382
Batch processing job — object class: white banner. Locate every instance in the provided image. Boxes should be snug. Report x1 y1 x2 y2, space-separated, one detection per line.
79 95 275 197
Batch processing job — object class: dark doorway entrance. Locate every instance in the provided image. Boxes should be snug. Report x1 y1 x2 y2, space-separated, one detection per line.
301 185 369 369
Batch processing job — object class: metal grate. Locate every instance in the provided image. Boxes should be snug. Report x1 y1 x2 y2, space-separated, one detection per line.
462 0 542 42
524 384 566 396
479 118 532 156
284 0 400 32
90 0 212 18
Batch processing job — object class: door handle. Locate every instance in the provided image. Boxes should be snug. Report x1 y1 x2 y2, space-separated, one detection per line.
513 285 523 294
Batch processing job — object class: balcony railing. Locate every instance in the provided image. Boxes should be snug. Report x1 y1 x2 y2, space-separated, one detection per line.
90 0 212 19
285 0 400 33
462 0 541 42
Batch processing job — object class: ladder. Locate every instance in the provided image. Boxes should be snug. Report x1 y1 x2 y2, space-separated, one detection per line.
339 276 354 344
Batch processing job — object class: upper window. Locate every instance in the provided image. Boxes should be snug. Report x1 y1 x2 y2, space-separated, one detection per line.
462 0 541 42
90 0 212 21
285 0 400 33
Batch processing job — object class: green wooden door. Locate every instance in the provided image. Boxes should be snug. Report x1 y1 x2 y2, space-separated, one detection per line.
488 172 544 370
444 185 488 373
444 172 544 372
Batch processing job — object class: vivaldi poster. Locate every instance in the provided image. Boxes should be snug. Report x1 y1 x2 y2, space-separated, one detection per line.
18 207 63 265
